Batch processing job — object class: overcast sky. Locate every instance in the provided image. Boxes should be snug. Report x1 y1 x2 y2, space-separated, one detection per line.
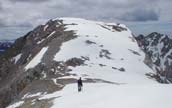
0 0 172 39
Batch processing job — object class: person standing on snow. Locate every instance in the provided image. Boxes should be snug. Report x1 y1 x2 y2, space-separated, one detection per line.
77 77 83 92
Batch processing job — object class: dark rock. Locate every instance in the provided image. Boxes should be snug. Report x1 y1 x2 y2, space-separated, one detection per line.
65 58 85 67
85 40 96 45
111 25 127 32
118 68 125 72
99 49 112 59
112 67 117 70
128 49 141 56
99 64 106 67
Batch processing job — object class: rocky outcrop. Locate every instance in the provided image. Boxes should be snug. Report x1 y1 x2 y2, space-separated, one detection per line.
135 32 172 83
0 19 76 108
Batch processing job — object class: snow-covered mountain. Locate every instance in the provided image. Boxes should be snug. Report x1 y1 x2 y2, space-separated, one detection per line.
136 32 172 83
0 18 172 108
0 40 13 53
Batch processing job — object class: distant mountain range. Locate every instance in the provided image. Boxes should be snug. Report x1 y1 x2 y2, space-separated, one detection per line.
0 40 14 53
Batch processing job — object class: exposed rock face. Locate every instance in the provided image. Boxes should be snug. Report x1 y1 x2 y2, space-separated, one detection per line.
135 32 172 83
0 19 76 108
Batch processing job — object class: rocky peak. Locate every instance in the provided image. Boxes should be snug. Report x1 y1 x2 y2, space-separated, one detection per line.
0 19 73 108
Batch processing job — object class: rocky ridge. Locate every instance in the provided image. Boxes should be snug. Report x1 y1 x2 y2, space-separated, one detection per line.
135 32 172 83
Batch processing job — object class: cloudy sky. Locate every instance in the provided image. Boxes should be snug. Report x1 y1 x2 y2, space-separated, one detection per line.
0 0 172 39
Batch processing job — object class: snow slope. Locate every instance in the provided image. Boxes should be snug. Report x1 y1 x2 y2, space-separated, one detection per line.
49 18 172 108
54 18 155 84
40 83 172 108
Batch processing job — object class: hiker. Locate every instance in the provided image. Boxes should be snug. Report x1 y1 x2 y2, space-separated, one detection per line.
77 77 83 92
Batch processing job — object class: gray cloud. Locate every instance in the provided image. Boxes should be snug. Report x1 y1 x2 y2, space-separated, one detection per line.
0 0 171 39
1 0 170 26
119 9 160 22
42 0 162 22
0 2 4 11
9 0 48 3
0 20 6 27
0 20 32 28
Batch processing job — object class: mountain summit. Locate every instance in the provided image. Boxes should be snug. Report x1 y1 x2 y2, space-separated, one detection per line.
1 18 171 108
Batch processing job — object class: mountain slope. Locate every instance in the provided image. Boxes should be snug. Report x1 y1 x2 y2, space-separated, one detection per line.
51 18 155 84
135 32 172 83
1 18 171 108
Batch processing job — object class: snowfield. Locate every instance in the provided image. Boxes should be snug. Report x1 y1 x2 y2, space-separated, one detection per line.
45 83 172 108
6 18 172 108
54 18 155 84
7 83 172 108
51 18 172 108
25 46 49 70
